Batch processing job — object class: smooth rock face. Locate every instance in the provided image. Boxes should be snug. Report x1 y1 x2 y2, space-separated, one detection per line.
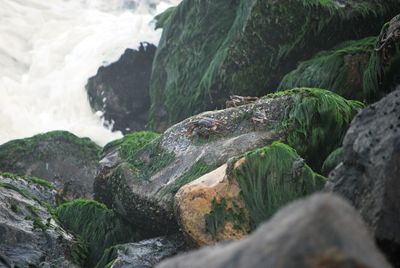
0 131 100 199
157 194 391 268
0 174 84 268
96 235 186 268
175 164 250 247
326 88 400 265
86 43 156 133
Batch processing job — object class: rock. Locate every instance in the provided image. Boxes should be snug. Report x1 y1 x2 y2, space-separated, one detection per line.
149 0 400 129
0 131 101 199
95 235 187 268
95 88 360 236
279 37 376 101
175 142 325 246
0 173 86 267
86 43 156 133
326 88 400 266
157 194 391 268
56 199 142 267
321 147 344 176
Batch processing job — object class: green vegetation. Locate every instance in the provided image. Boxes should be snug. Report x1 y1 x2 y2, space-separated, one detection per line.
279 37 376 100
321 147 344 175
154 6 177 29
232 142 326 228
94 245 125 268
149 0 399 128
268 88 363 170
0 172 54 189
56 199 141 267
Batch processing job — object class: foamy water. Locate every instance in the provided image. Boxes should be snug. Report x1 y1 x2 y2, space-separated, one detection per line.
0 0 179 146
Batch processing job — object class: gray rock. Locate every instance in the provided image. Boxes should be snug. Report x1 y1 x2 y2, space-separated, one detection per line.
96 235 186 268
0 131 100 199
0 174 85 268
326 88 400 266
157 194 391 268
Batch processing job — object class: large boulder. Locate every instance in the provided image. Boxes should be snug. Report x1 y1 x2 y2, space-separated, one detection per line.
86 43 156 133
95 88 361 235
95 235 187 268
326 88 400 266
149 0 400 129
56 199 142 267
0 131 101 199
175 142 325 246
157 194 391 268
0 173 86 267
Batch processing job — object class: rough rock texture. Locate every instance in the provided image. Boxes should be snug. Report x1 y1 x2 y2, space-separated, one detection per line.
149 0 400 129
95 235 186 268
95 88 360 235
175 142 325 246
86 43 156 133
157 194 391 268
0 131 100 199
279 37 376 101
326 88 400 266
0 173 86 268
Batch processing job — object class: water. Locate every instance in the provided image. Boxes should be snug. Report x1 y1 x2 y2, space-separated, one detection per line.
0 0 179 146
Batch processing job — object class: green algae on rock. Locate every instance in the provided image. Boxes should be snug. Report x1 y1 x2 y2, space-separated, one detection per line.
149 0 400 130
321 147 344 176
56 199 141 267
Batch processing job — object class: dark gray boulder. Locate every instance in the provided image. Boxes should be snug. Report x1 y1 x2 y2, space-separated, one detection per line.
326 88 400 267
156 194 391 268
86 43 156 133
95 235 187 268
0 131 100 200
0 173 86 268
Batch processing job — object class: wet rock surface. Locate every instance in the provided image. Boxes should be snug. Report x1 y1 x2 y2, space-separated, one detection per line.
157 194 391 268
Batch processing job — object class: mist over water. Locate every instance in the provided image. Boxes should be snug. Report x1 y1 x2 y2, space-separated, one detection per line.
0 0 179 146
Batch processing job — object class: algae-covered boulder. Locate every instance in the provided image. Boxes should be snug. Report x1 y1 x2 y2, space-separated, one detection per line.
95 235 186 268
86 43 156 133
175 142 325 246
56 199 142 267
0 131 101 199
326 88 400 266
321 147 344 176
95 88 361 235
149 0 400 129
0 173 86 267
157 194 391 268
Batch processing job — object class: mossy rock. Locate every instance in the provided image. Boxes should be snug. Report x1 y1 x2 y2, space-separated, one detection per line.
279 37 376 100
149 0 400 129
0 130 101 199
321 147 344 176
56 199 142 267
95 88 360 236
0 173 87 267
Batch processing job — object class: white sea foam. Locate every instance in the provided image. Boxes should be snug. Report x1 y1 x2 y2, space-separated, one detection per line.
0 0 180 146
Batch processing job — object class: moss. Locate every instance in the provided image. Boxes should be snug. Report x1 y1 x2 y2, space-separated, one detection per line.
102 131 160 159
321 147 344 176
0 172 55 190
267 88 363 170
94 245 124 268
149 0 400 129
279 37 376 100
55 199 141 267
204 198 249 238
0 182 35 200
232 142 326 228
154 7 177 29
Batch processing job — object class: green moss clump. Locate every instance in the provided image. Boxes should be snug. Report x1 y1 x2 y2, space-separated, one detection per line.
55 199 141 267
0 172 55 190
232 142 326 228
102 131 160 159
279 37 376 100
268 88 363 170
154 7 177 29
321 147 344 176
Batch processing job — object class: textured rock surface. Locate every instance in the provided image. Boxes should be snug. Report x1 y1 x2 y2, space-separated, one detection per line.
0 174 85 268
149 0 400 129
157 194 391 268
95 88 360 235
95 235 186 268
0 131 100 199
326 88 400 266
86 43 156 133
